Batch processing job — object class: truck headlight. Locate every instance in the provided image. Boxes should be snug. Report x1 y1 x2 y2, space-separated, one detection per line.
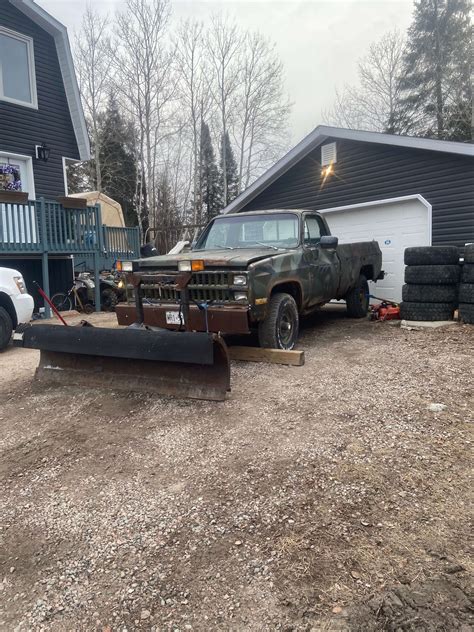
120 261 133 272
178 260 192 272
234 291 248 302
13 276 27 294
233 274 247 286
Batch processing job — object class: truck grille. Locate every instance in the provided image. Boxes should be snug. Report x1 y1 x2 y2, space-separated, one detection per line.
141 271 234 303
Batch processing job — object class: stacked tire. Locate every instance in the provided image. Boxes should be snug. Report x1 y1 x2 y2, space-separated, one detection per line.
459 244 474 325
400 246 460 321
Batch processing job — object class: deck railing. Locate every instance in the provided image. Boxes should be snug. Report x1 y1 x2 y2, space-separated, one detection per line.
0 198 140 266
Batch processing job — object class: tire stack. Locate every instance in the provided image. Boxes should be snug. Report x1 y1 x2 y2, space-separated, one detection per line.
459 244 474 325
400 246 460 321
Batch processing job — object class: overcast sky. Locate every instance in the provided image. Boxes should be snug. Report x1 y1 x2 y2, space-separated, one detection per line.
38 0 415 143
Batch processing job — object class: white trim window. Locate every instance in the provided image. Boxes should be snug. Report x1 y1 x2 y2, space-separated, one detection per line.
0 26 38 109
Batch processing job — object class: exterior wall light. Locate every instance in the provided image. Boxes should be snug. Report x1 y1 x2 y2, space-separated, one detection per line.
321 163 334 178
35 143 51 162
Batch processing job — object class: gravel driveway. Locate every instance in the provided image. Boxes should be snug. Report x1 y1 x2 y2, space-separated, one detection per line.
0 308 472 631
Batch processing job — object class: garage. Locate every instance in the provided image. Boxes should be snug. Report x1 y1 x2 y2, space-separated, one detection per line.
321 195 431 301
223 127 474 291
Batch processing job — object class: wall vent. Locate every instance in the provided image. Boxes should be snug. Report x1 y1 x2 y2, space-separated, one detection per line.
321 142 337 166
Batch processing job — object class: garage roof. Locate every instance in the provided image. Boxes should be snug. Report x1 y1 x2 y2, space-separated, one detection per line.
224 126 474 215
9 0 90 161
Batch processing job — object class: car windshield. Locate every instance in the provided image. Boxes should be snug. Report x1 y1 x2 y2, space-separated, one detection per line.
195 213 300 250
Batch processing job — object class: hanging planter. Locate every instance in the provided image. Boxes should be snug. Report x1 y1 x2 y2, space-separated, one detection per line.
0 165 28 203
0 164 22 191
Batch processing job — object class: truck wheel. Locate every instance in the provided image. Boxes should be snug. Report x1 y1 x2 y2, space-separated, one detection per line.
459 303 474 324
0 306 13 351
458 283 474 303
345 274 369 318
258 292 299 350
400 301 455 321
461 264 474 283
402 283 458 303
405 265 460 285
463 244 474 264
101 288 118 312
404 246 459 266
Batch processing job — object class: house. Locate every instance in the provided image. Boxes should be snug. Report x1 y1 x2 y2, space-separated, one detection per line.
0 0 89 197
224 126 474 301
0 0 138 312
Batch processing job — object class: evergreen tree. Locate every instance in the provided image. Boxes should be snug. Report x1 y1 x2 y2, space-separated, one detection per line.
399 0 472 141
96 95 139 226
220 131 239 207
200 121 222 221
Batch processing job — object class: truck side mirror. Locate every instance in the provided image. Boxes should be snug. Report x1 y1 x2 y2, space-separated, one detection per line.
320 235 338 249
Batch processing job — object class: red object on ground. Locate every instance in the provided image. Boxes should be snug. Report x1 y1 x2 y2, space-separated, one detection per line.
370 302 400 321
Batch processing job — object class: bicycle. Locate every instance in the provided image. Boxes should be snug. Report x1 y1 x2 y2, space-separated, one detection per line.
51 274 95 313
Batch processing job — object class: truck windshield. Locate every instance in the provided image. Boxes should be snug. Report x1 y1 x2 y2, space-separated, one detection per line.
195 213 299 250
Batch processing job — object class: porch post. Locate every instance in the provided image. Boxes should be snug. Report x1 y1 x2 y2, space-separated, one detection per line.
93 204 102 312
39 198 51 318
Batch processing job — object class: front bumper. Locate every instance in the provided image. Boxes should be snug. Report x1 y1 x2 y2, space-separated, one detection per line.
116 303 251 334
14 293 34 324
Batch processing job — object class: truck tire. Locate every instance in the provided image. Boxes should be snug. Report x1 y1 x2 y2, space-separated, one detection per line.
404 265 460 285
345 274 369 318
258 292 299 350
459 303 474 324
402 284 458 303
101 288 118 312
404 246 459 266
0 306 13 351
400 301 454 321
458 283 474 304
461 264 474 283
463 244 474 264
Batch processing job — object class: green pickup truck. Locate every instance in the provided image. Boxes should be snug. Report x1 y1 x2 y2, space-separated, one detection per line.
116 209 383 349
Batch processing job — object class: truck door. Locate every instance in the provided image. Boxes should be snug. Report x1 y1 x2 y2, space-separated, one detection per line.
303 214 340 304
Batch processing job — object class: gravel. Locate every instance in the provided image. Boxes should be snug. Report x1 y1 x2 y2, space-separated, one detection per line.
0 307 472 630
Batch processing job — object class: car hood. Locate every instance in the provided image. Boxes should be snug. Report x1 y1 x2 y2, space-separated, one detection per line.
136 248 288 270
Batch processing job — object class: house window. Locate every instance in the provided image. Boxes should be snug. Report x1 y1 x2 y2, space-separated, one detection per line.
0 26 37 108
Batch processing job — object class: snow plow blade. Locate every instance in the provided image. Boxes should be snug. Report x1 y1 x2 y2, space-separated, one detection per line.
14 324 230 401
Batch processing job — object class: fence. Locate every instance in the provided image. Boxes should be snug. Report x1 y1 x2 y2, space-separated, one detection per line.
0 198 140 263
0 197 140 314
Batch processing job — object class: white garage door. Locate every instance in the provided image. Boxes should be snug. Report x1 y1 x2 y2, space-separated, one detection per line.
321 195 431 302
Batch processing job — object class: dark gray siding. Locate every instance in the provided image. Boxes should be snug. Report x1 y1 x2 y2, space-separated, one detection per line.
243 139 474 248
0 0 80 197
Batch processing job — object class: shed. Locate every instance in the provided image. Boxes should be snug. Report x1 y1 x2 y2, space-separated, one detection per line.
224 126 474 301
69 192 126 227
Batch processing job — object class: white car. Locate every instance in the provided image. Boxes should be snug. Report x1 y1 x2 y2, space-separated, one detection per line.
0 267 34 350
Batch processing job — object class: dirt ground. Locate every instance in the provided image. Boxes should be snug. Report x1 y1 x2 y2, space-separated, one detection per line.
0 308 472 631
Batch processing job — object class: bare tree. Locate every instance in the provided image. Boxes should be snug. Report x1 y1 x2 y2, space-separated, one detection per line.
207 15 243 206
323 30 406 132
114 0 176 237
175 20 212 224
74 4 116 190
234 32 291 191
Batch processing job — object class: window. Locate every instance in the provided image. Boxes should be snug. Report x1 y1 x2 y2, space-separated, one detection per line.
0 26 37 108
196 213 300 250
304 216 326 247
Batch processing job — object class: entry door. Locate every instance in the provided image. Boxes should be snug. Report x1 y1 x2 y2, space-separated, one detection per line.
322 197 430 302
303 214 340 304
0 153 37 243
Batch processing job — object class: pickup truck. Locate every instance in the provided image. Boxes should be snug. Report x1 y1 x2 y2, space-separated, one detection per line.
116 209 383 349
0 267 34 350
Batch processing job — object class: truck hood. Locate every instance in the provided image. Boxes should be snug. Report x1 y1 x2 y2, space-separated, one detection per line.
136 248 287 270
